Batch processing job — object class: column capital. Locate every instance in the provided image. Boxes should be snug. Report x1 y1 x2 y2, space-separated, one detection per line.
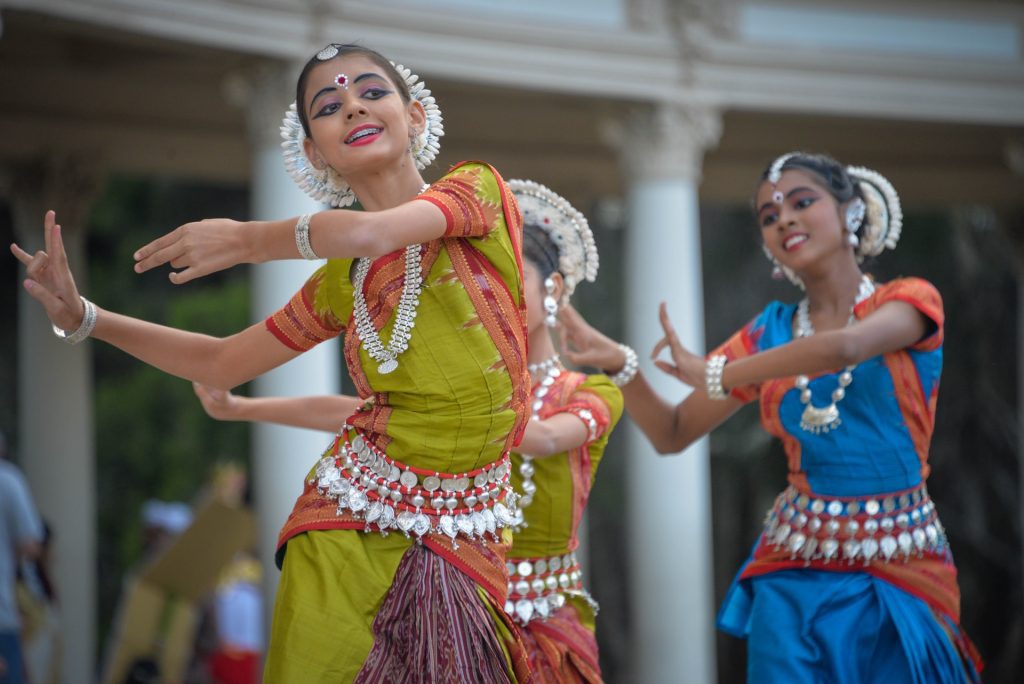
223 60 306 149
604 103 722 184
2 154 104 249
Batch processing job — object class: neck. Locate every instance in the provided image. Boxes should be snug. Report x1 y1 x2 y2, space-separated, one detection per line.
800 256 865 316
345 157 426 211
527 326 559 373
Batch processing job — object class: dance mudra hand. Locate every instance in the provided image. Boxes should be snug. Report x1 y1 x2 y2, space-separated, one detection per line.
558 305 626 372
133 218 250 284
651 302 706 388
10 210 87 332
192 381 239 421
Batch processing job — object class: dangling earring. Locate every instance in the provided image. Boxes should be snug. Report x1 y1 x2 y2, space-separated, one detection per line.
408 129 425 157
762 244 805 290
845 197 866 247
543 277 558 328
762 244 784 280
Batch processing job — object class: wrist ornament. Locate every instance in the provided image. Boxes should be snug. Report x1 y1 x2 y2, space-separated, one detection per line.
609 344 639 387
52 296 97 345
705 354 728 400
295 213 320 260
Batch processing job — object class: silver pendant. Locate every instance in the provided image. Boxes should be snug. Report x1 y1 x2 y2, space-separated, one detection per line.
378 358 399 375
799 402 841 434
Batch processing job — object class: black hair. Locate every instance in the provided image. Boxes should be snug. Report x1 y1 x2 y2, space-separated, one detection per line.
522 224 561 280
295 44 412 138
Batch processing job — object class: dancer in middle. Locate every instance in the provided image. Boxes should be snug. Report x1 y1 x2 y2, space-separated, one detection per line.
193 179 624 683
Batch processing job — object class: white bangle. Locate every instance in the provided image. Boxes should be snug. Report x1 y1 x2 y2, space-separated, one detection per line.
705 354 728 400
295 213 319 260
52 296 97 345
609 344 639 387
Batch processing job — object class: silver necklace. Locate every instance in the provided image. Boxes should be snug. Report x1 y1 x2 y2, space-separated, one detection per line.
513 354 563 526
352 183 429 375
793 276 875 434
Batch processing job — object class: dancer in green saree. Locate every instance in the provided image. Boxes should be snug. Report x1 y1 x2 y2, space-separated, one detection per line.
14 43 531 682
193 179 627 681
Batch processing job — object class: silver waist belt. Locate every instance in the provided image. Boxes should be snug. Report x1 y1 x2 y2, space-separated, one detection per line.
504 551 597 624
762 482 949 564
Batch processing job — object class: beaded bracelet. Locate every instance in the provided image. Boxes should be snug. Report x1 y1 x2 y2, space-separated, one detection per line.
609 344 639 387
52 296 97 345
295 212 319 260
705 354 728 400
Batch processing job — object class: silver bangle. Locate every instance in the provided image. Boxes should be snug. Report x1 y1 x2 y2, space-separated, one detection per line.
295 213 319 260
705 354 728 400
52 296 97 345
609 344 639 387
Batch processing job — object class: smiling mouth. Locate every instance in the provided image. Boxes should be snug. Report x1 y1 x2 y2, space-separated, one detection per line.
345 126 383 144
783 234 808 251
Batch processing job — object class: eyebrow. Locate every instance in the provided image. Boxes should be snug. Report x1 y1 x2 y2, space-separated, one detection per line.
309 86 336 113
757 186 817 215
354 72 387 85
308 73 390 113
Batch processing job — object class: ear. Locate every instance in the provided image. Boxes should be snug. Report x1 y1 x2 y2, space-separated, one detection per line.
407 99 427 138
302 138 325 170
548 271 566 302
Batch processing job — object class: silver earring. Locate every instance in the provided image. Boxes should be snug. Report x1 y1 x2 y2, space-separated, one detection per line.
408 130 425 157
771 262 785 280
845 198 866 249
543 277 558 327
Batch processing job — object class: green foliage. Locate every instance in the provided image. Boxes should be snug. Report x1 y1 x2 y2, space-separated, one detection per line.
86 175 251 650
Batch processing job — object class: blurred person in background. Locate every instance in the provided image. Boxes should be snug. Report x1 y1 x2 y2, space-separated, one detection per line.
0 431 44 684
16 521 59 684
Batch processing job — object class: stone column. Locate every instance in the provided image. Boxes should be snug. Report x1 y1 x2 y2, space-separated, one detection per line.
611 103 721 683
7 156 101 684
235 63 341 625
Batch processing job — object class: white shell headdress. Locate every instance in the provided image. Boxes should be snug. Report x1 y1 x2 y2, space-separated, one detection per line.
509 179 599 300
280 51 445 207
845 165 902 261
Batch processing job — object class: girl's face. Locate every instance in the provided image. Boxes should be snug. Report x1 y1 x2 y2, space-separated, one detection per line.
522 258 563 336
755 168 850 271
301 54 425 178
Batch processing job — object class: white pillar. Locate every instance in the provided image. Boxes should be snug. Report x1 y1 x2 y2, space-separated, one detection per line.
616 104 721 683
239 64 341 624
9 157 100 684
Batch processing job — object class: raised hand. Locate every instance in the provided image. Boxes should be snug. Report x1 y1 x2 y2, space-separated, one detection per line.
133 218 252 284
650 302 706 388
10 210 87 332
192 381 241 421
558 304 626 372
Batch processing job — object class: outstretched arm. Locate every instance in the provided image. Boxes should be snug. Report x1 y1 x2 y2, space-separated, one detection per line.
193 383 363 432
635 299 928 452
559 305 742 454
653 300 928 393
133 200 448 284
12 211 301 389
194 382 593 457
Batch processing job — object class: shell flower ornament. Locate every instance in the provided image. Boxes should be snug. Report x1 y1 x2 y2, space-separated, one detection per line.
280 60 445 207
507 179 599 301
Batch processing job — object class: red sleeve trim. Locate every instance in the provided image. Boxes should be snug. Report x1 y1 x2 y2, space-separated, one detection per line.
264 277 343 351
857 278 944 351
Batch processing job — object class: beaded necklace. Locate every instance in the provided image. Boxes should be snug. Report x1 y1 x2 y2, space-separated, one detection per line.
793 275 875 434
352 183 430 375
513 354 563 526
